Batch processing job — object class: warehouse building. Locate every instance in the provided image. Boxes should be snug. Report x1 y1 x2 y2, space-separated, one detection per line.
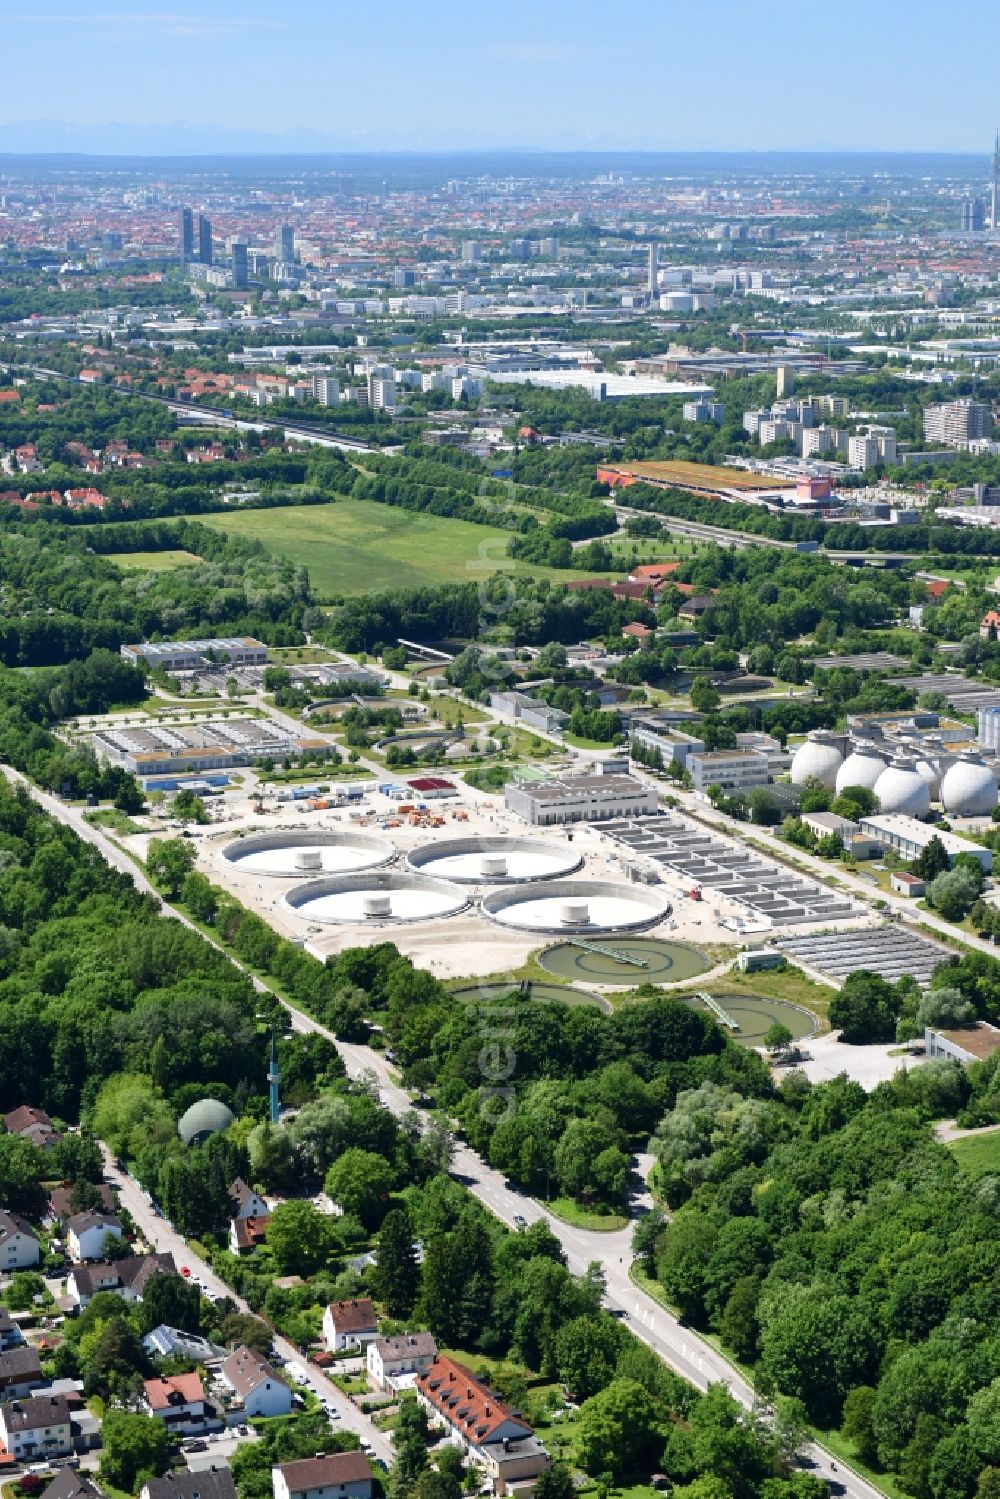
505 761 657 826
120 637 269 673
859 813 993 872
92 717 335 776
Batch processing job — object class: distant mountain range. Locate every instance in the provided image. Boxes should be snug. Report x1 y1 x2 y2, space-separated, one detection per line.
0 120 993 171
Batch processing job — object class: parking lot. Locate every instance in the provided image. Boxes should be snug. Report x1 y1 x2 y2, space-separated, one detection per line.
603 814 861 928
779 925 952 986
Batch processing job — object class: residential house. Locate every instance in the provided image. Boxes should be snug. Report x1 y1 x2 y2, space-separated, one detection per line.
219 1346 291 1419
67 1211 123 1263
677 594 716 622
66 1252 176 1308
40 1471 104 1499
229 1179 269 1221
141 1469 237 1499
0 1210 40 1271
47 1183 116 1227
367 1333 437 1392
229 1215 269 1255
0 1309 24 1350
0 1394 73 1460
621 622 653 642
272 1453 373 1499
981 610 1000 640
143 1372 215 1436
322 1299 378 1353
4 1105 59 1149
416 1356 550 1496
0 1346 43 1398
142 1326 225 1363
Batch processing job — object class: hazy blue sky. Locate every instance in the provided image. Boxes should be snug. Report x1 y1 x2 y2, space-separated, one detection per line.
3 0 999 153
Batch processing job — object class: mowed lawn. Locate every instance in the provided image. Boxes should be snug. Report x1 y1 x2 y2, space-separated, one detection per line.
946 1128 1000 1177
197 498 606 596
106 548 202 571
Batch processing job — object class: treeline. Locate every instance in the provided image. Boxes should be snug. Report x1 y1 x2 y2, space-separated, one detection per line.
314 944 774 1213
644 1051 1000 1499
322 575 654 655
0 522 313 667
0 652 148 799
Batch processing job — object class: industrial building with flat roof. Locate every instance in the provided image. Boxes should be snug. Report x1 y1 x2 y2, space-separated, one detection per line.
120 637 269 673
858 813 993 872
92 716 335 776
505 762 657 826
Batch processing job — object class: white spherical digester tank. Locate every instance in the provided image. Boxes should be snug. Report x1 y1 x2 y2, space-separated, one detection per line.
940 755 999 817
791 732 844 790
874 758 931 819
835 746 887 795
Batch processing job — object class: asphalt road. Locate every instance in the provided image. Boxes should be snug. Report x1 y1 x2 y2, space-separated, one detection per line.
12 771 883 1499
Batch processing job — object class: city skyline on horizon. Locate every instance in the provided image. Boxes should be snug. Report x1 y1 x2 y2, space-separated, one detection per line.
2 0 1000 156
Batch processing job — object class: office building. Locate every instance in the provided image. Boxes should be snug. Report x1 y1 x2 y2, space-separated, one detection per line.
394 267 415 288
539 236 559 258
197 213 213 265
274 223 295 263
505 762 657 826
923 399 991 447
960 198 987 232
178 207 194 262
460 240 481 262
687 749 770 793
647 243 657 296
230 241 249 290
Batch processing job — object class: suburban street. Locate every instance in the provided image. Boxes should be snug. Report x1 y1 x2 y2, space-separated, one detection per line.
101 1149 394 1468
11 770 883 1499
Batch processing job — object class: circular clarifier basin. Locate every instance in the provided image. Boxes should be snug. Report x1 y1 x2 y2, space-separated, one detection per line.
450 982 608 1011
283 871 468 925
406 835 582 884
222 829 394 877
482 879 670 934
540 937 710 985
682 993 817 1047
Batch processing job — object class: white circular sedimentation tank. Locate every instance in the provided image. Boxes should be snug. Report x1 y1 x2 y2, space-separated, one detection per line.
406 835 583 884
941 755 999 816
874 758 931 819
284 872 468 925
835 746 887 795
791 732 844 789
221 829 394 878
482 879 671 934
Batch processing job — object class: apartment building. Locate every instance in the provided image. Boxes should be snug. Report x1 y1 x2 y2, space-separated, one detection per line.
923 399 991 447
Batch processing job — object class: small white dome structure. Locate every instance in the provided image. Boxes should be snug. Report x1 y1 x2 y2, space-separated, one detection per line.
940 756 999 817
874 758 931 819
791 732 844 790
835 746 887 795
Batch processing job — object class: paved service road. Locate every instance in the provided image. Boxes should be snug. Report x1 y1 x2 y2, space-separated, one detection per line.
16 771 881 1499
